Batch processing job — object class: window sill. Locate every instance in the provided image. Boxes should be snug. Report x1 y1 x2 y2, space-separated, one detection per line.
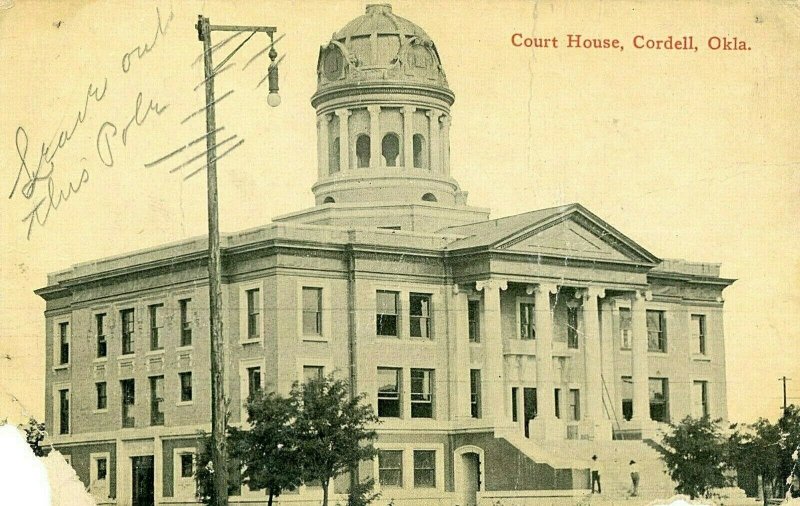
93 357 108 363
146 349 165 356
53 364 69 371
301 335 329 343
468 340 481 345
648 351 669 356
117 354 135 360
175 345 193 352
93 409 108 414
176 400 194 407
240 338 262 345
692 354 711 362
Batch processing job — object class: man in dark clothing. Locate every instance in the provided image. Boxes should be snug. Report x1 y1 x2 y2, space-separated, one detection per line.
591 455 602 493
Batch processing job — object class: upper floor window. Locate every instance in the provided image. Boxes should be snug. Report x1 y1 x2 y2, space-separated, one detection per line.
303 365 324 383
150 376 165 426
421 192 437 202
519 302 535 340
467 300 480 343
554 388 561 418
409 293 432 338
179 299 192 347
410 369 433 418
649 377 669 422
413 450 436 488
377 368 401 418
692 380 709 418
149 303 164 350
58 322 70 365
691 314 706 355
646 310 667 352
246 366 262 400
382 133 400 167
567 306 579 349
356 134 370 168
96 314 107 358
376 290 399 337
302 287 323 336
58 388 70 434
246 288 261 339
179 372 193 402
569 388 581 421
96 382 107 410
378 450 403 487
413 134 426 168
121 379 135 428
121 308 135 355
470 369 482 419
329 137 340 174
619 307 632 350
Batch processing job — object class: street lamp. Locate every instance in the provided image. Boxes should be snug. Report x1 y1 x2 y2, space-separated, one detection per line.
267 45 281 107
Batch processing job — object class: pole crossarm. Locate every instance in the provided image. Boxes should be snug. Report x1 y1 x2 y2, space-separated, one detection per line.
209 24 276 34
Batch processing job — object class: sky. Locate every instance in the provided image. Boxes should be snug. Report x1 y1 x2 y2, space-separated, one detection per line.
0 0 798 426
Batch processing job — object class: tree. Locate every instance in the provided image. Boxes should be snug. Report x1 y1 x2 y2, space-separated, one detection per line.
292 374 379 506
777 405 800 498
21 417 47 457
658 416 728 499
729 418 782 505
195 431 240 506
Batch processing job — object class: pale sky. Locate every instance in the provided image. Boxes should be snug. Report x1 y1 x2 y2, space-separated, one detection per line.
1 0 798 426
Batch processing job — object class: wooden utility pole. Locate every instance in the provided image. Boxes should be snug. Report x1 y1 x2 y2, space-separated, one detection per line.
780 376 792 414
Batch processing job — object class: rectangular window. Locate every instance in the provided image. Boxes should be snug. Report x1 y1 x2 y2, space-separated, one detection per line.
646 310 667 352
409 293 432 338
97 458 108 480
691 314 706 355
523 388 537 438
519 302 535 340
59 322 70 365
376 291 399 337
96 314 107 358
302 287 323 336
121 379 135 428
692 381 709 418
247 366 261 399
378 450 403 487
150 376 165 426
303 365 324 383
121 308 135 355
410 369 433 418
621 376 633 421
413 450 436 488
569 389 581 421
470 369 482 419
179 372 193 402
246 288 261 339
180 299 192 347
511 387 519 422
180 453 194 478
59 389 70 434
149 303 163 350
649 378 669 422
96 382 107 410
619 308 632 350
567 306 579 349
467 300 480 342
377 368 401 418
554 388 561 418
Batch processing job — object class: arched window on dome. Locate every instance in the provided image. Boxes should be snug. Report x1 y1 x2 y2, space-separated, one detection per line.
329 137 340 174
382 133 400 167
356 135 370 168
323 196 335 204
413 134 427 169
422 193 438 202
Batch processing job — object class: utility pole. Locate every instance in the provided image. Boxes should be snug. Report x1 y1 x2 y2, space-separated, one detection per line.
780 376 792 415
195 16 279 505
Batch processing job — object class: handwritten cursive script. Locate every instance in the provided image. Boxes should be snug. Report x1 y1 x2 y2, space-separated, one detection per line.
121 7 175 73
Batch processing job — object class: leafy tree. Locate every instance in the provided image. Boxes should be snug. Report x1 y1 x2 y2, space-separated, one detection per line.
777 405 800 497
292 374 379 506
21 417 47 457
658 416 728 499
346 477 380 506
729 418 782 505
195 431 240 506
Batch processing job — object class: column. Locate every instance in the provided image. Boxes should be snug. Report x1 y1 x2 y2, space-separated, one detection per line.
426 110 442 172
317 113 329 178
581 287 612 440
451 284 472 420
631 289 651 424
530 282 563 439
475 279 507 423
335 109 350 171
440 115 451 175
599 298 618 427
402 106 414 168
367 105 381 167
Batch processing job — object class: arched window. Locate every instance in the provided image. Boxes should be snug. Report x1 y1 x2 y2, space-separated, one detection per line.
413 134 427 169
356 135 370 168
422 193 438 202
329 137 340 174
382 133 400 167
323 196 335 204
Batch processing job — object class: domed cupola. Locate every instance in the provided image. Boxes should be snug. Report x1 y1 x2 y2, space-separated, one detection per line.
310 3 467 207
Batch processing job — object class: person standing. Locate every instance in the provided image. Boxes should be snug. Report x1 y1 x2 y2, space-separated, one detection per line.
591 455 602 494
630 460 640 496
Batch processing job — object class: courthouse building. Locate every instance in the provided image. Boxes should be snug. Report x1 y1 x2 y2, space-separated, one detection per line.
38 4 734 506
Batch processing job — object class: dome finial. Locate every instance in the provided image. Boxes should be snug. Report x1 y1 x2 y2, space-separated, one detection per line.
366 4 392 15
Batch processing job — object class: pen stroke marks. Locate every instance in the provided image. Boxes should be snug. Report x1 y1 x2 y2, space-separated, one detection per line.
121 6 175 73
97 92 168 167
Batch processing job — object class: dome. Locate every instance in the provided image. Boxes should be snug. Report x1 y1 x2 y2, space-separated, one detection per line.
312 4 452 105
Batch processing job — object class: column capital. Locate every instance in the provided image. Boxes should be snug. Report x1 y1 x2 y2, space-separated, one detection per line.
578 286 606 301
631 289 653 303
402 105 416 114
475 279 507 292
335 108 351 119
426 109 443 119
439 114 451 126
317 113 330 126
526 283 558 296
366 104 381 114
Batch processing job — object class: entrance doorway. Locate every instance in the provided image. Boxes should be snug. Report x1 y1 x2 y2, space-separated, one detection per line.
131 456 155 506
460 452 481 506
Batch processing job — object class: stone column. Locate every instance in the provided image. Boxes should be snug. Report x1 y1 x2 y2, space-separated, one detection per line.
317 113 329 177
426 110 442 172
440 115 451 175
367 105 381 167
529 282 563 439
599 298 618 427
631 289 652 423
581 287 612 440
475 279 507 423
335 109 350 171
402 106 414 168
451 284 472 419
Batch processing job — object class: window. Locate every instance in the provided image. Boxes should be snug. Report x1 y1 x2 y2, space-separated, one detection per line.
377 368 401 418
329 136 340 173
149 303 163 350
567 306 579 349
421 192 437 202
376 290 399 337
356 134 370 168
121 308 135 355
554 388 561 418
179 372 193 402
378 450 403 487
96 314 107 358
413 134 426 168
619 307 632 350
180 453 194 478
59 389 70 434
150 376 165 426
246 366 261 399
519 302 535 340
382 133 400 166
692 381 709 418
649 378 669 422
511 387 519 422
180 299 192 347
692 314 706 355
413 450 436 488
246 289 261 339
96 382 107 410
470 369 481 419
303 365 324 383
97 458 108 481
59 322 70 365
409 293 432 338
410 369 433 418
468 300 480 342
121 379 135 428
302 287 323 336
569 389 581 421
523 388 537 438
646 310 667 352
621 376 633 421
